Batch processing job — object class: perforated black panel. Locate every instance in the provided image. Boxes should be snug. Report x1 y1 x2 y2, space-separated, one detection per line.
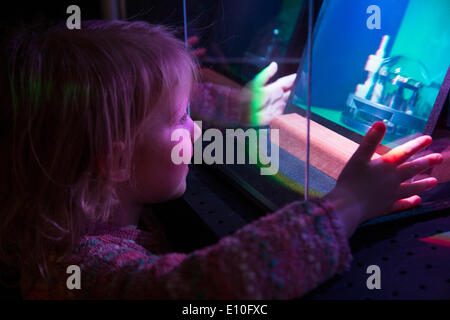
185 164 450 299
305 213 450 299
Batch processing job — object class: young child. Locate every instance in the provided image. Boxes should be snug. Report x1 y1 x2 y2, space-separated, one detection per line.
0 20 443 299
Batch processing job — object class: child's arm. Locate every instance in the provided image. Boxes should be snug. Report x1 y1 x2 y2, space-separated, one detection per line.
49 199 351 299
191 62 296 127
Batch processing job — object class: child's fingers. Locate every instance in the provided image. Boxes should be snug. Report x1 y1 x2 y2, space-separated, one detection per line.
281 90 290 103
396 153 442 182
396 177 438 199
382 135 432 165
192 47 207 57
390 195 421 212
252 62 278 87
264 85 284 104
258 97 287 125
187 35 200 46
273 96 289 114
262 91 289 120
350 121 386 164
274 74 297 92
268 91 289 112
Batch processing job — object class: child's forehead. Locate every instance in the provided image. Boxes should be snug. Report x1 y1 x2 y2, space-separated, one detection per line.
148 85 190 121
172 84 191 105
171 88 190 114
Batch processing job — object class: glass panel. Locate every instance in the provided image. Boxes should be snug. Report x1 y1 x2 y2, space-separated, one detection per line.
184 0 308 83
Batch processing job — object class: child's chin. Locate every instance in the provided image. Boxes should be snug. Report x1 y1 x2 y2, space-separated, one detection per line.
167 180 187 200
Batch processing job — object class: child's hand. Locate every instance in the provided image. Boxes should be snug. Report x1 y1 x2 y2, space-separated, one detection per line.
239 62 296 126
323 122 443 237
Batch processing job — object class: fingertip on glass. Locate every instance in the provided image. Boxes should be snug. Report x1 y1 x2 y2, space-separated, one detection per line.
368 121 386 134
412 195 421 206
433 153 443 164
430 177 438 186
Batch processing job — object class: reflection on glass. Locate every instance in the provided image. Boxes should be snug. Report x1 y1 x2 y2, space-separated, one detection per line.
190 0 307 83
292 0 450 147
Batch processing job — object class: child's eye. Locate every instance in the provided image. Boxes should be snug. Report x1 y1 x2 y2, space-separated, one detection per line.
179 112 188 123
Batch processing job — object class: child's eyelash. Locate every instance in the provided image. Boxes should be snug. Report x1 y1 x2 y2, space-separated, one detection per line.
179 112 188 123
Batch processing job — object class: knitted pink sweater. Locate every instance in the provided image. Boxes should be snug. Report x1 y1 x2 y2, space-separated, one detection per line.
23 200 351 299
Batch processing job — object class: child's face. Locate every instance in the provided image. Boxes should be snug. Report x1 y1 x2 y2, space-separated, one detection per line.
128 89 200 204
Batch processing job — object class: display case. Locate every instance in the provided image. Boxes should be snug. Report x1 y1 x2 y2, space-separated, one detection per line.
163 0 450 206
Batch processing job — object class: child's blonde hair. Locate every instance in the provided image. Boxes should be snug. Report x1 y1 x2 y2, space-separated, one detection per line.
0 20 197 278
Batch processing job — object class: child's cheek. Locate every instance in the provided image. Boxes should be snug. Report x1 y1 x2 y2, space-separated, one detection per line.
179 135 193 160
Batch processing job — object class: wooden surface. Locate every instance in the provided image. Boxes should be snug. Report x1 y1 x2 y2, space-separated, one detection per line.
270 113 380 180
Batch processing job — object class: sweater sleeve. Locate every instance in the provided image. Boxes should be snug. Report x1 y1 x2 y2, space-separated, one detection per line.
190 82 243 127
38 199 352 299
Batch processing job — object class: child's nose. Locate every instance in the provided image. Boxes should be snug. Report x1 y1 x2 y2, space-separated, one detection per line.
192 121 201 144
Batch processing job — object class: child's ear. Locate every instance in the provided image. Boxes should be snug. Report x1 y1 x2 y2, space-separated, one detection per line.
97 142 130 183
